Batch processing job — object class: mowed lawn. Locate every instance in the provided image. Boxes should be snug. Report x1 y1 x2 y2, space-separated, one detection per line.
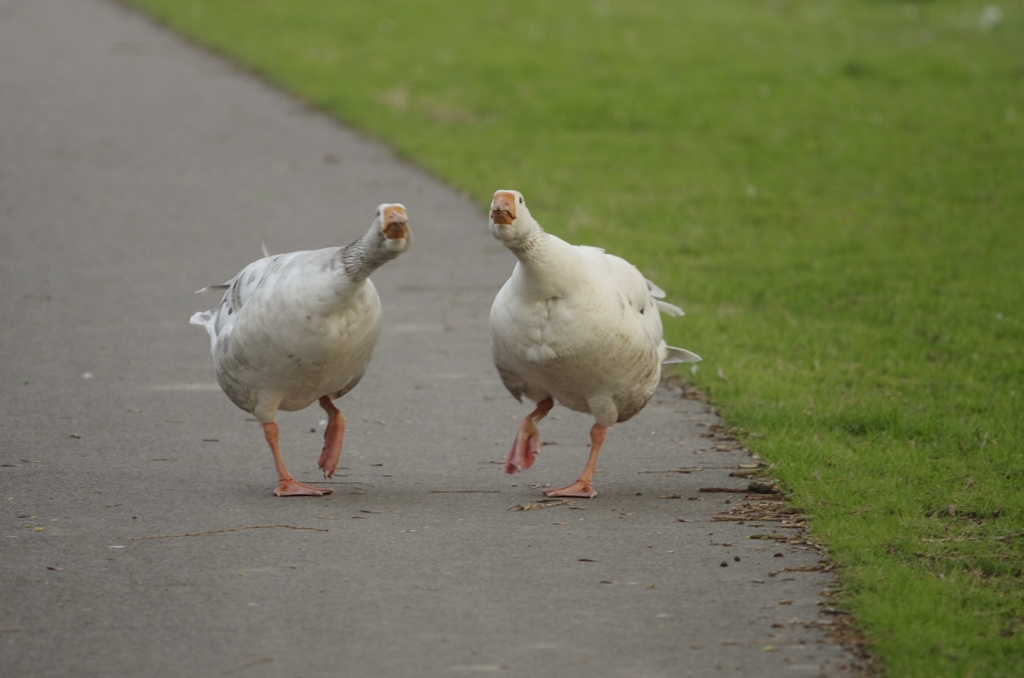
125 1 1024 675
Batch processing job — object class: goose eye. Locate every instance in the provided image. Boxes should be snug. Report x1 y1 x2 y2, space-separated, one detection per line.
518 197 523 204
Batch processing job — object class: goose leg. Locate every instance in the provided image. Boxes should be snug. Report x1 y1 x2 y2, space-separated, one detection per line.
317 395 345 478
263 422 333 496
543 422 605 498
505 397 554 474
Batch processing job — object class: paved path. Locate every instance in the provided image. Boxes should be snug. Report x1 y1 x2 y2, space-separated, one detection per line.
0 1 862 676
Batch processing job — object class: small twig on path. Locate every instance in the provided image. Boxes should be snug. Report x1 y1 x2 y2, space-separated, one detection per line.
430 490 501 493
701 481 779 495
130 525 327 540
769 563 833 577
638 467 702 474
509 499 574 511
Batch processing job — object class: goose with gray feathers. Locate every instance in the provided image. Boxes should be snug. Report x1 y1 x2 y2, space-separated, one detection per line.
191 204 410 496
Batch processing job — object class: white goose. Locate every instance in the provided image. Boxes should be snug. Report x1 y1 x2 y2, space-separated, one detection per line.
488 190 700 498
191 204 411 496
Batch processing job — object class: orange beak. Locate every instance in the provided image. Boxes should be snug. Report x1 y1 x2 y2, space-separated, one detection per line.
490 191 517 225
382 205 409 240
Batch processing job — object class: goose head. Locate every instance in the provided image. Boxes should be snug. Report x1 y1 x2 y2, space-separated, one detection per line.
375 203 411 253
489 189 536 243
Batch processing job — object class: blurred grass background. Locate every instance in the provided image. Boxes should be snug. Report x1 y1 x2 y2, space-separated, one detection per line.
124 1 1024 675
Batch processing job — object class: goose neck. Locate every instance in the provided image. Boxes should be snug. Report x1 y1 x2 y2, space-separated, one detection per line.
506 224 549 262
340 227 396 283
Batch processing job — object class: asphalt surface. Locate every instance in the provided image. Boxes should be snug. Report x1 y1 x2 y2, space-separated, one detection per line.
0 1 863 676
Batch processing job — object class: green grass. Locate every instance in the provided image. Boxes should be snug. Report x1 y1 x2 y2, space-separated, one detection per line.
124 0 1024 674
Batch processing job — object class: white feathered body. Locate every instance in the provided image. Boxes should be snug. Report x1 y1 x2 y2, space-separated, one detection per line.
191 248 383 423
490 233 694 428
